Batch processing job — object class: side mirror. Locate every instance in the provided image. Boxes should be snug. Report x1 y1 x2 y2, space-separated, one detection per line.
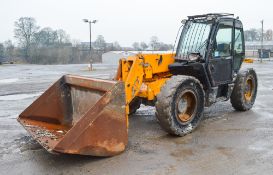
188 52 202 62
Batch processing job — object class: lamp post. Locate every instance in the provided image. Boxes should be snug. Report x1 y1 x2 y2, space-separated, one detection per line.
83 19 97 70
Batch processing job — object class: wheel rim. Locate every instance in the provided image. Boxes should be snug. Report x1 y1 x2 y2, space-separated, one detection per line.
176 90 197 124
244 77 254 102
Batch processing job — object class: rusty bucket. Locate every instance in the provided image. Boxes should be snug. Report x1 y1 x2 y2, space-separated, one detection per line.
17 75 127 156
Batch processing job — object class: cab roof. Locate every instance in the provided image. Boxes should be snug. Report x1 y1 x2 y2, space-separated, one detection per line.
188 13 235 20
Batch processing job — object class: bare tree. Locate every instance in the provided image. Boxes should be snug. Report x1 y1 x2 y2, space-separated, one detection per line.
4 40 15 61
57 29 70 44
150 36 160 50
0 43 4 58
265 29 273 41
158 43 173 51
132 42 140 51
71 39 81 47
34 27 57 46
94 35 106 51
112 41 121 50
244 30 251 41
244 29 259 41
14 17 39 61
140 42 148 51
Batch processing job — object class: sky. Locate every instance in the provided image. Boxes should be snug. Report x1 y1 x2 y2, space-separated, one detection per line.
1 0 272 46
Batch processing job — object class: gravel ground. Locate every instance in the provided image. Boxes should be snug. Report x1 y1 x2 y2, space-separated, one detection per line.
0 61 273 175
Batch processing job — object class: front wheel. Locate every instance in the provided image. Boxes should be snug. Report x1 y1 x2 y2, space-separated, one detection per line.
230 68 258 111
155 75 205 136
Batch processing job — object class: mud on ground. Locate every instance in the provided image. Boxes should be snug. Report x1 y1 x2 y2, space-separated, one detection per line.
0 62 273 175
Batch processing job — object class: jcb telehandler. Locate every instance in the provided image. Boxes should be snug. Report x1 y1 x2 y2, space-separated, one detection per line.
18 13 258 156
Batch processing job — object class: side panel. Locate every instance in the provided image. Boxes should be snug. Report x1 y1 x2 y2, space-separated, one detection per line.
142 53 175 74
138 78 170 101
169 62 211 90
208 58 233 85
115 56 145 105
115 54 175 104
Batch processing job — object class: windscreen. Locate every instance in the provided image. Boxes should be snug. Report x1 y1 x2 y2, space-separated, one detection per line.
176 20 212 60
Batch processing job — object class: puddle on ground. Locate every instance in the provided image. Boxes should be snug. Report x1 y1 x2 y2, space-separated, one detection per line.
0 78 19 84
128 141 156 155
0 136 42 157
0 92 42 101
216 146 233 156
170 148 194 158
15 135 42 152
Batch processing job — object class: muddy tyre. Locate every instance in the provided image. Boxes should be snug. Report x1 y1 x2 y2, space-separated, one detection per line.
230 68 258 111
155 75 205 136
129 97 142 115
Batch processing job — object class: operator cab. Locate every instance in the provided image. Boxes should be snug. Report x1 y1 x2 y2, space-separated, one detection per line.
169 13 245 88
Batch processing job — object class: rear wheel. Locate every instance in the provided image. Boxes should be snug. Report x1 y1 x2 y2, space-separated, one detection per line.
230 68 258 111
155 75 205 136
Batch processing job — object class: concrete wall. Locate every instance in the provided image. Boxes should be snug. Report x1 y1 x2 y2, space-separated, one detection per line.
245 50 259 58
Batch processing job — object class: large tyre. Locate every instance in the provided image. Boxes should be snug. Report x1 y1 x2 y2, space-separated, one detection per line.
231 68 258 111
155 75 205 136
129 97 141 115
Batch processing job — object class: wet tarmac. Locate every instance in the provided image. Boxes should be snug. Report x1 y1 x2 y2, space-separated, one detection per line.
0 62 273 175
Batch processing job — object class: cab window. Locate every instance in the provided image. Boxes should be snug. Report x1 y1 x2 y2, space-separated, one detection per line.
234 28 244 70
234 29 243 53
213 21 233 58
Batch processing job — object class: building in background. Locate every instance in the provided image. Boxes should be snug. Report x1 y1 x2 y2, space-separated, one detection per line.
245 41 273 58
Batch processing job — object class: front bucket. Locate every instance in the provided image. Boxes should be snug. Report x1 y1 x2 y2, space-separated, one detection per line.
18 75 127 156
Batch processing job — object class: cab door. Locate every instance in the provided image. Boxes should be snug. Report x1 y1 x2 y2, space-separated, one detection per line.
208 20 234 86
